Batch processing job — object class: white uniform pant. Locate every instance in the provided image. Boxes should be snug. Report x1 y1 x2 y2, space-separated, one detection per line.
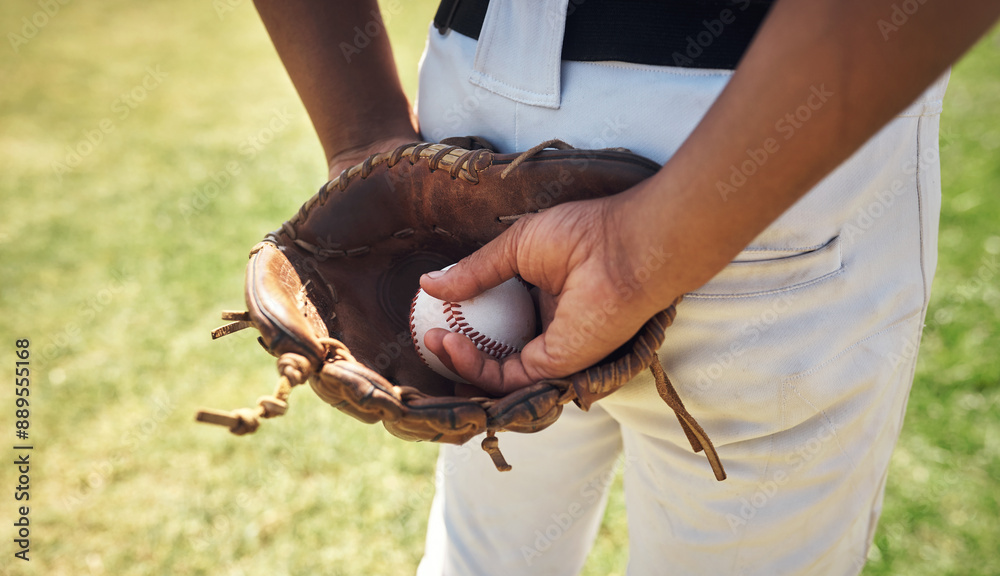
414 2 949 574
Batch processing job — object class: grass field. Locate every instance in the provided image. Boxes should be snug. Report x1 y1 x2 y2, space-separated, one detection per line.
0 1 997 575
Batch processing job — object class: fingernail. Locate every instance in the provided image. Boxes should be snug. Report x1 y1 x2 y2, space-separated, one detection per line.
426 270 445 279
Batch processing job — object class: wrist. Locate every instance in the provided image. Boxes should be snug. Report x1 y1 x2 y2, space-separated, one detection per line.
603 180 685 318
610 168 732 313
326 131 419 181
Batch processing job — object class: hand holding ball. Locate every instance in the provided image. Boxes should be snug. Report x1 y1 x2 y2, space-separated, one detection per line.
410 265 536 383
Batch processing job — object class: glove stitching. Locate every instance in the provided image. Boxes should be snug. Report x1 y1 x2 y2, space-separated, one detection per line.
288 143 493 259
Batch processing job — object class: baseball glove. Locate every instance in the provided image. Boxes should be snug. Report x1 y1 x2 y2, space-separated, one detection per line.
196 137 726 481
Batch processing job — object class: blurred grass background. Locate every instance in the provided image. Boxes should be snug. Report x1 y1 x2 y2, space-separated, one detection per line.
0 1 997 574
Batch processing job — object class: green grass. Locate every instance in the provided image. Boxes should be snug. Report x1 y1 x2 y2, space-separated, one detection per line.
865 26 1000 576
0 2 997 574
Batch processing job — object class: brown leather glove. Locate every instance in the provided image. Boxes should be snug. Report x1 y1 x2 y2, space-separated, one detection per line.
197 137 725 480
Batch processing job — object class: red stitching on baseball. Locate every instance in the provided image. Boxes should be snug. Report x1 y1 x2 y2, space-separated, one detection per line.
444 301 518 360
410 291 430 367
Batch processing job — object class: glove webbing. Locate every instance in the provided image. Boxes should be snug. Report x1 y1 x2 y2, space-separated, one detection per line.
198 327 519 471
195 350 311 435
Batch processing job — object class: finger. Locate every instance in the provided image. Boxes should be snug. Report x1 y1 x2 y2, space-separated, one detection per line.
439 332 498 387
535 289 558 330
423 327 460 374
517 316 607 383
425 328 500 388
446 345 534 397
419 222 525 301
428 312 583 393
427 329 536 395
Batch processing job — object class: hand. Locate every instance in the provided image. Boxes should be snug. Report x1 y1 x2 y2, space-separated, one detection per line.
420 183 677 396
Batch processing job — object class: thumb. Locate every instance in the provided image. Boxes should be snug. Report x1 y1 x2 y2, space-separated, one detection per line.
420 225 523 301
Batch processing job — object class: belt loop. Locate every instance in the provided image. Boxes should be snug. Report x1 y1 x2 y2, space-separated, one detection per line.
434 0 461 35
469 0 570 110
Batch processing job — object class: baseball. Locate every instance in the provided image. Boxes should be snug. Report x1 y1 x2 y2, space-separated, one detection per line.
409 265 537 383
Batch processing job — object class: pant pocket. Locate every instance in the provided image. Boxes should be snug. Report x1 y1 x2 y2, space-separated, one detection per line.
689 235 844 299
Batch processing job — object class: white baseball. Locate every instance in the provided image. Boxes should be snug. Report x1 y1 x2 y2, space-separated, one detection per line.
409 265 536 383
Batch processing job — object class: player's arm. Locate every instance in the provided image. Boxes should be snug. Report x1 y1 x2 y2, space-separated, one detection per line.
253 0 419 179
623 0 1000 301
422 0 1000 393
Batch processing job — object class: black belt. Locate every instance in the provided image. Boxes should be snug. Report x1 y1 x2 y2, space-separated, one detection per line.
434 0 774 70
